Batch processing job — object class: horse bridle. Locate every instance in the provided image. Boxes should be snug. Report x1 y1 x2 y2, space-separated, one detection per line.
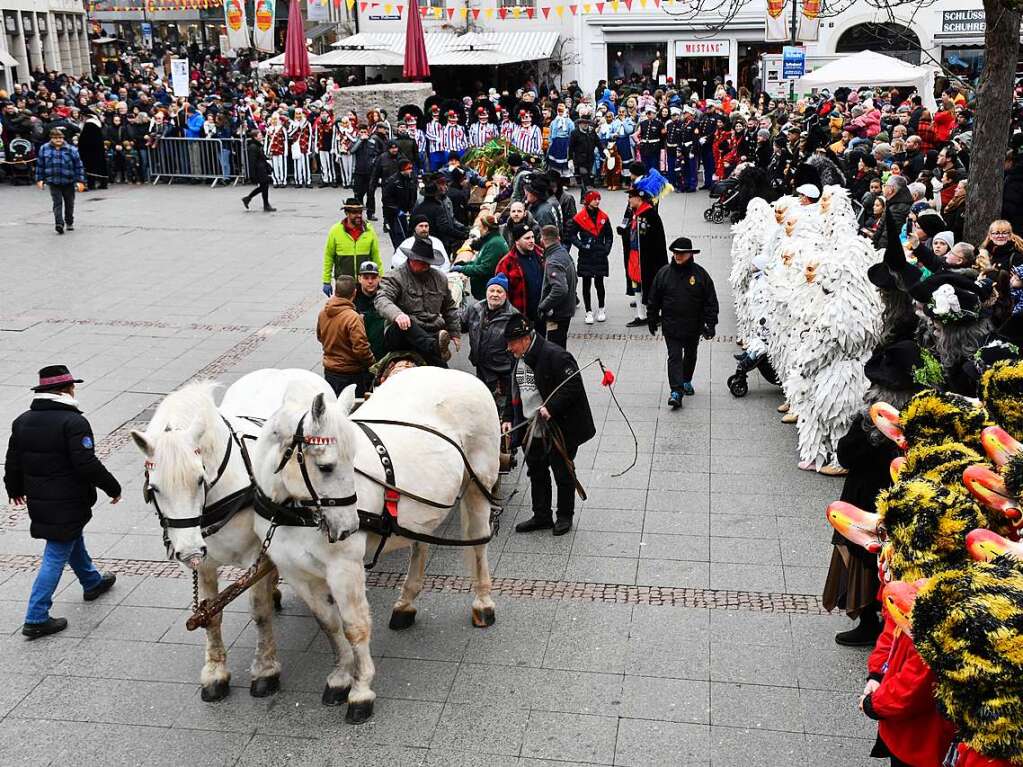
142 418 243 551
253 411 359 540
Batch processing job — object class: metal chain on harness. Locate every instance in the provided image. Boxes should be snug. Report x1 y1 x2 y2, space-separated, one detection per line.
191 569 200 612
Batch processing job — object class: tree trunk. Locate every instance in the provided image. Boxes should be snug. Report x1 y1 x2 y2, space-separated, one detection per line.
964 0 1021 244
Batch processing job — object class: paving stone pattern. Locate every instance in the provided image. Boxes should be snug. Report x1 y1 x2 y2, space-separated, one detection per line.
0 184 875 765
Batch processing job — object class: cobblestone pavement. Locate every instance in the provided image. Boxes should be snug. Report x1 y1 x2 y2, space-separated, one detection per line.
0 183 875 766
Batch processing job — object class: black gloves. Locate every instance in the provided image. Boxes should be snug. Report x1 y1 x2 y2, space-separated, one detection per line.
648 319 659 336
702 325 715 340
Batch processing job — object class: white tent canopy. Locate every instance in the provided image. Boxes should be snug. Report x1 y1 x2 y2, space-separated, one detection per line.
257 51 328 73
795 50 937 111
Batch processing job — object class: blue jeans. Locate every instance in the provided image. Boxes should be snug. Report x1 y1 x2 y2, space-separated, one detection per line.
25 534 103 624
219 147 232 181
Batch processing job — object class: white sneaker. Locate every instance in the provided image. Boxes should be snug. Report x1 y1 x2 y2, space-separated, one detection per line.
596 308 606 322
584 311 594 325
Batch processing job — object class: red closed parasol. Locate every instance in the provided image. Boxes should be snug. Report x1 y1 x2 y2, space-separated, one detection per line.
283 0 310 79
403 2 430 81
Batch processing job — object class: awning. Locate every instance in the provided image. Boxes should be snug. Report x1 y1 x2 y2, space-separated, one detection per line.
0 49 18 69
317 47 403 66
257 51 328 72
306 22 339 41
329 31 559 66
433 32 560 66
90 36 122 44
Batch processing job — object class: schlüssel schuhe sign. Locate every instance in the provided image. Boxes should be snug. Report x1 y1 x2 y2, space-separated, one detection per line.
941 9 985 34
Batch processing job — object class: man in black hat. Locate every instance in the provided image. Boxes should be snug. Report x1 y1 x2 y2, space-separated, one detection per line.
371 141 404 232
646 236 719 408
376 237 461 366
624 186 668 328
4 365 121 639
504 315 595 536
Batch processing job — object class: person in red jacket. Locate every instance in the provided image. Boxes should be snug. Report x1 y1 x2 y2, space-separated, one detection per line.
860 605 955 766
932 97 956 146
954 744 1014 767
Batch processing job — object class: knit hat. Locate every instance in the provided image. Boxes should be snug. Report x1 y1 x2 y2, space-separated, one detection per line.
510 222 533 242
916 211 946 238
932 231 955 251
409 214 429 228
486 274 509 294
583 190 601 205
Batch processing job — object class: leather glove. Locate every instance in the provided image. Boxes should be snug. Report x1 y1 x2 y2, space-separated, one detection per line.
322 283 332 297
449 264 464 273
702 325 715 340
648 319 658 336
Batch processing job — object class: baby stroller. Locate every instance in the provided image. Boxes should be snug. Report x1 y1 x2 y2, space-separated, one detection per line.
5 138 36 186
726 350 781 397
703 177 739 224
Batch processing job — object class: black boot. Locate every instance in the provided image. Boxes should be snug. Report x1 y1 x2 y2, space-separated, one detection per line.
22 617 68 639
835 610 882 647
515 514 554 533
84 572 116 601
552 517 573 536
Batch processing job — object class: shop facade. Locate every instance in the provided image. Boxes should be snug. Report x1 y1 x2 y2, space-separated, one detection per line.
2 0 90 91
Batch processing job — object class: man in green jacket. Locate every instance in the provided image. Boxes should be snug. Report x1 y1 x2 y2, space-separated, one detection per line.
322 198 384 296
451 214 508 300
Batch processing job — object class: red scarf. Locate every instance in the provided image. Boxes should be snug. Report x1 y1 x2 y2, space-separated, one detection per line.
572 207 609 238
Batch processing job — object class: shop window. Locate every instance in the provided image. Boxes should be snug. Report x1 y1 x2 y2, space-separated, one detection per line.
942 46 984 82
607 43 668 85
418 0 445 9
836 22 920 64
499 0 535 8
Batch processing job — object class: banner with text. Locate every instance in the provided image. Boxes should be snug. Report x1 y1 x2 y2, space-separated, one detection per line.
170 58 190 96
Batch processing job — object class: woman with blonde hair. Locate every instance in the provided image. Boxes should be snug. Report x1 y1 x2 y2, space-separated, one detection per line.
979 219 1023 271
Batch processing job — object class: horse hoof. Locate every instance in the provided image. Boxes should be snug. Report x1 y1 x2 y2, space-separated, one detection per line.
322 684 351 706
388 608 416 631
250 674 280 698
345 700 375 724
200 679 231 702
272 588 283 612
471 606 496 628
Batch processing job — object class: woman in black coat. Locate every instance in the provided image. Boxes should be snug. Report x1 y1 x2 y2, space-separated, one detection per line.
624 189 668 326
569 191 613 321
241 131 275 212
77 115 108 190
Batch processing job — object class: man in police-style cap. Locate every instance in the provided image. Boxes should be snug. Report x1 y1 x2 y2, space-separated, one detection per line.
646 236 719 409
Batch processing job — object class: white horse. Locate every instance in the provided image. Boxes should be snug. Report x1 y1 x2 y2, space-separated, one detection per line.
250 366 502 723
130 377 282 702
129 369 347 704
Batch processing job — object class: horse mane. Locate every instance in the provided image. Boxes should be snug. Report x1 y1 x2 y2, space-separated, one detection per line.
148 379 223 460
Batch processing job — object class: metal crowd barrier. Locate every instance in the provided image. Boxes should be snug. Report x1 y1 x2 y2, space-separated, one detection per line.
149 136 250 187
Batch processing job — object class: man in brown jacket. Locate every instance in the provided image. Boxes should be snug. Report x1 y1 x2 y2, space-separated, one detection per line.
317 275 376 396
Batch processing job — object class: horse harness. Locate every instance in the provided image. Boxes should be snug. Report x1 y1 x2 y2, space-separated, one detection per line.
142 416 254 551
247 413 503 569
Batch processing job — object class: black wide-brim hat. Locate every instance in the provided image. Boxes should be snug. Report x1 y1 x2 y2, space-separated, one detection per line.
32 364 83 392
669 236 700 254
864 340 921 392
503 314 533 341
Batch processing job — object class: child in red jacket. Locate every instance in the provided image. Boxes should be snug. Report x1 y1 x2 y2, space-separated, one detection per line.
859 614 955 767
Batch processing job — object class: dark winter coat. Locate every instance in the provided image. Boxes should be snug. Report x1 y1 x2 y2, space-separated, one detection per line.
412 195 468 254
460 298 518 385
570 207 613 278
509 335 596 449
247 140 271 184
4 398 121 541
646 258 719 338
381 171 417 212
878 187 913 249
538 242 578 322
568 127 599 176
1002 160 1023 234
77 120 108 179
634 205 669 300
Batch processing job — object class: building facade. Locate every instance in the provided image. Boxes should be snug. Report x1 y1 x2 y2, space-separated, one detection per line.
2 0 90 91
352 0 996 95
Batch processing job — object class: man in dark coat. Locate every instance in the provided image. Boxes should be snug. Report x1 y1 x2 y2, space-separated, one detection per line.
77 113 108 190
624 187 669 328
4 366 121 638
646 237 719 408
568 116 599 196
412 176 469 256
877 176 913 249
381 159 417 249
241 130 276 212
504 315 596 536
